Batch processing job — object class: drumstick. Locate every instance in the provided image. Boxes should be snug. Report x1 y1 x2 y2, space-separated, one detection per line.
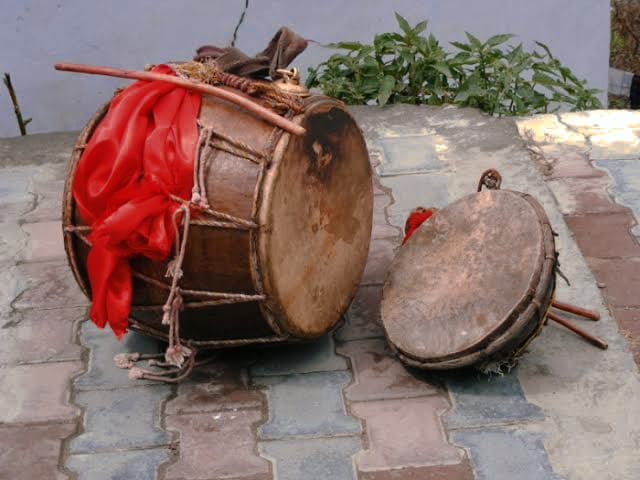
54 62 306 137
547 312 608 350
551 300 600 321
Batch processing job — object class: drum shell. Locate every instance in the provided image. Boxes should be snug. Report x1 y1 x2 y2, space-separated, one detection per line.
63 90 373 346
381 190 556 370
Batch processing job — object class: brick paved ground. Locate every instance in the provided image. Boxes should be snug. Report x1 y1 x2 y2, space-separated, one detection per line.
1 107 639 479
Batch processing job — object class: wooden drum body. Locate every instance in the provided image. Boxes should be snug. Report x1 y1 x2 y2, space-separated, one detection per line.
381 189 556 371
63 91 373 347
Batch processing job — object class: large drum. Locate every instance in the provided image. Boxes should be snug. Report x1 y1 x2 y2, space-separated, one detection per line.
63 83 373 348
381 186 556 371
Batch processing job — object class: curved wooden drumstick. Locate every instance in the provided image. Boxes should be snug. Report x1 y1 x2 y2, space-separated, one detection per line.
54 62 306 137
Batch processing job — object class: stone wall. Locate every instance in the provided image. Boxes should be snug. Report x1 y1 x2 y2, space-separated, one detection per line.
1 0 610 137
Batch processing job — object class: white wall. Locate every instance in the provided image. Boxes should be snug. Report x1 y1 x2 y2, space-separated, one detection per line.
0 0 610 137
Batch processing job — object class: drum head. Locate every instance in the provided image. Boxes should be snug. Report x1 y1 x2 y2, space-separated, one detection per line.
258 101 373 337
382 190 546 366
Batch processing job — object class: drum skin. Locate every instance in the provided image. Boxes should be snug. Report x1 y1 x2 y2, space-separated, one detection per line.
381 189 556 370
63 89 373 345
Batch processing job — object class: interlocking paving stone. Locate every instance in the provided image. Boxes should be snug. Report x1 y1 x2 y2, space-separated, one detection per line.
165 410 270 479
540 146 603 180
362 237 396 285
595 160 640 230
445 369 543 429
372 193 401 240
587 257 640 307
353 397 463 472
379 135 449 176
66 448 171 480
613 307 640 364
22 178 65 223
69 385 171 453
338 339 440 402
21 221 65 261
165 354 262 415
0 422 76 480
380 173 451 229
0 361 82 423
251 335 346 376
259 436 361 480
257 371 361 439
565 212 640 258
546 177 628 216
12 261 88 310
75 322 165 390
0 307 83 365
452 428 558 480
334 286 385 342
359 461 474 480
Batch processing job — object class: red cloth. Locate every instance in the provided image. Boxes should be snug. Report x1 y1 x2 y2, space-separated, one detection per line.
402 208 435 245
73 65 201 338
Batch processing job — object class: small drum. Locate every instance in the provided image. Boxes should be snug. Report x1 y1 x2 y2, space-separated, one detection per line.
381 184 556 371
63 81 373 348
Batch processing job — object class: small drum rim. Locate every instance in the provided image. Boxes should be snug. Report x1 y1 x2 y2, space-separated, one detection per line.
382 190 556 370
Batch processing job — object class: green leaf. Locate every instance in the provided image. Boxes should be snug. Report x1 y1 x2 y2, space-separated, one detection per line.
395 12 412 34
432 61 453 78
414 20 428 34
486 34 515 48
377 75 395 105
534 41 553 58
450 41 472 52
324 41 366 51
464 32 482 49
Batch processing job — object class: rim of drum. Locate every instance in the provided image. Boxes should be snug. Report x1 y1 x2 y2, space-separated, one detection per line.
382 190 556 370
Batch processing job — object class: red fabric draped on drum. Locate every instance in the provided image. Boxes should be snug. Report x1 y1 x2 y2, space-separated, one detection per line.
402 207 435 245
72 65 201 338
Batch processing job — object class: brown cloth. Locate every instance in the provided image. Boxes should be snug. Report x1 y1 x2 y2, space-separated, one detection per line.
194 27 308 79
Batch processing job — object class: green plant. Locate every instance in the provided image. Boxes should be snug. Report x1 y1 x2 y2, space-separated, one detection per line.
306 13 601 115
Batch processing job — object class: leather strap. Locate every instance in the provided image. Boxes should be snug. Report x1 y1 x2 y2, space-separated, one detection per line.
194 27 308 79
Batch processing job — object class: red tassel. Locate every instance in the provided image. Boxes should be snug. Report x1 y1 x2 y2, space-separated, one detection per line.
402 207 436 245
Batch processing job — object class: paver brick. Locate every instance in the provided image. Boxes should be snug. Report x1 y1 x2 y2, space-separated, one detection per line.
546 177 627 216
334 285 385 342
69 385 171 453
75 322 165 390
22 221 65 261
257 371 361 439
338 339 441 402
372 193 400 240
445 369 543 429
613 307 640 364
259 436 361 480
595 159 640 221
379 135 449 176
165 410 270 480
362 237 396 285
0 361 82 423
0 422 76 480
66 448 171 480
22 178 64 223
381 173 451 229
353 397 464 472
452 427 558 480
166 354 263 415
565 212 640 258
359 462 474 480
251 334 346 377
0 307 83 365
540 146 603 180
13 261 87 310
587 257 640 307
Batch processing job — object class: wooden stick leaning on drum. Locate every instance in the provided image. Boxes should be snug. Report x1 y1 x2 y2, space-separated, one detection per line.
382 168 606 374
